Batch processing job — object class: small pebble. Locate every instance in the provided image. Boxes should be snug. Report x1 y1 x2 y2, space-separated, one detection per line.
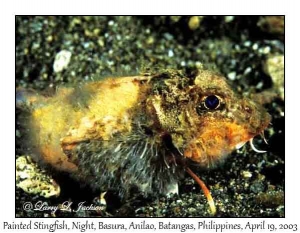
244 67 252 75
244 41 251 47
168 49 174 57
53 50 72 73
188 16 202 30
252 43 258 50
228 71 236 80
225 16 235 23
241 170 253 178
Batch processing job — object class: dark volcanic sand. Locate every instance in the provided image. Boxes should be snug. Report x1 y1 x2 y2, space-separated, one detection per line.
16 16 284 217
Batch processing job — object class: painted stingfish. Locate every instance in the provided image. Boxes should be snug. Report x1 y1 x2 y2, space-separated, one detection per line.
16 69 271 214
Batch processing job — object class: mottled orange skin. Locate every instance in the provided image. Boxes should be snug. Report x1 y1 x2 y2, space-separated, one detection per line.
25 76 149 172
18 69 271 188
184 122 255 166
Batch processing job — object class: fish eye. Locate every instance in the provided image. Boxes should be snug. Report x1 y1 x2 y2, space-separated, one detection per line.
204 95 220 110
196 94 223 115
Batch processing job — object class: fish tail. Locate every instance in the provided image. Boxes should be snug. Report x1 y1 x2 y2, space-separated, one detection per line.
16 88 45 110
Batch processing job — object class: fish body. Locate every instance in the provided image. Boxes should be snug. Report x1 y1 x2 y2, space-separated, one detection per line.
17 69 271 196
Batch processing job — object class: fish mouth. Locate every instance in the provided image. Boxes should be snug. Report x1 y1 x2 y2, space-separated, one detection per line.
235 131 269 153
235 110 271 153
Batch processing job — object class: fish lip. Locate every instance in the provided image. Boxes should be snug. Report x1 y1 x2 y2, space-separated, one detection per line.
235 129 269 153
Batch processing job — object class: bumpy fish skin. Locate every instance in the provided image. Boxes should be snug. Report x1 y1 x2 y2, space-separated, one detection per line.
17 69 271 196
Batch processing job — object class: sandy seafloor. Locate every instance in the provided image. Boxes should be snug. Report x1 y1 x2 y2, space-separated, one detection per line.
16 16 284 217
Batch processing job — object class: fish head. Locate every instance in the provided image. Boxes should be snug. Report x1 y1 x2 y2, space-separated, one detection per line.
179 71 271 167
